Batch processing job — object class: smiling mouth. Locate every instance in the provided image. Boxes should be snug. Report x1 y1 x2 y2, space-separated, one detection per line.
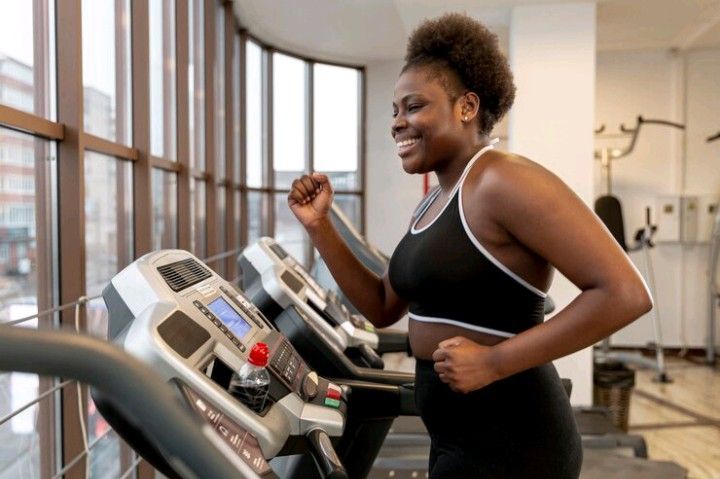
396 137 420 156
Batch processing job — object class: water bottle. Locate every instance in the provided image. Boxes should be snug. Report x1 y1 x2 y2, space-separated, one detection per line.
229 342 271 413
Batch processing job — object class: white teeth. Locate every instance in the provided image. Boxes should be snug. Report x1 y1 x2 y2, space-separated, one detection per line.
396 138 419 148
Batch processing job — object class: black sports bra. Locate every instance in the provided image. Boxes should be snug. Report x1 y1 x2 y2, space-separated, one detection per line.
388 144 546 338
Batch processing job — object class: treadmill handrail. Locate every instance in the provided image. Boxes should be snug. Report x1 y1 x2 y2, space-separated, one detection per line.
0 325 259 479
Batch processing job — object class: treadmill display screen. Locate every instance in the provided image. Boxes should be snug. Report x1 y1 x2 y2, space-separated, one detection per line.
208 297 252 338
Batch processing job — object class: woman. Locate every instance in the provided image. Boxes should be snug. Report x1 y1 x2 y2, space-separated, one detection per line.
288 13 651 479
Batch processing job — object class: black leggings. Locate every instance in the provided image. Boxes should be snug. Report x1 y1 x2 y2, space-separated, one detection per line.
415 359 582 479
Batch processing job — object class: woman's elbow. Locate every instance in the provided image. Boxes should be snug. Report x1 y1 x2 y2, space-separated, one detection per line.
618 279 653 324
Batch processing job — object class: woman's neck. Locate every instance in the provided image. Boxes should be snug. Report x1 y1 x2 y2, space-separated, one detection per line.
434 138 490 192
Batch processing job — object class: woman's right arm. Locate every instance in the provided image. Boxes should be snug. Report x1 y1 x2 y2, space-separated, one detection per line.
288 173 408 328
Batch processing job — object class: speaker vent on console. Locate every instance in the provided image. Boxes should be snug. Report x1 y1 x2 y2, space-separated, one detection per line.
157 258 212 292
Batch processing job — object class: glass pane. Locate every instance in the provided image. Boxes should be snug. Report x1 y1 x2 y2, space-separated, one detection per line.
88 427 121 478
0 127 56 478
82 0 132 145
0 376 58 478
314 64 359 190
214 4 226 180
0 129 55 312
245 41 263 188
188 0 205 171
84 152 133 304
274 193 309 266
333 194 362 231
214 186 227 278
247 191 265 246
152 169 177 250
233 35 241 184
149 0 177 160
190 178 206 258
273 53 306 189
0 0 56 120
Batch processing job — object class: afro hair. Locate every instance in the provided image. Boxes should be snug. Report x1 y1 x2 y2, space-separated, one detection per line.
403 13 516 136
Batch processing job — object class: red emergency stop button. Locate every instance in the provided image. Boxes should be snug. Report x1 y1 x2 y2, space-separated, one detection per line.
326 388 341 400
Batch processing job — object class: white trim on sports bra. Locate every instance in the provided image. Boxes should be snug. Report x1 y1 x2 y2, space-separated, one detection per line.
410 142 497 235
409 312 515 338
457 148 548 299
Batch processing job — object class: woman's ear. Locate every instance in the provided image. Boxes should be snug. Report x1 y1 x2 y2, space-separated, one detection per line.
460 92 480 123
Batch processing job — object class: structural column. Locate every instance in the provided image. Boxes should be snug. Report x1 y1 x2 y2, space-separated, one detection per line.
509 2 596 405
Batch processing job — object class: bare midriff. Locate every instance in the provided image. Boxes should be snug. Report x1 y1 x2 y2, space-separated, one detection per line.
409 319 508 360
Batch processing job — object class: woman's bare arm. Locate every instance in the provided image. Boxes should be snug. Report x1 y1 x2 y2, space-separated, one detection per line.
288 173 408 328
433 157 652 392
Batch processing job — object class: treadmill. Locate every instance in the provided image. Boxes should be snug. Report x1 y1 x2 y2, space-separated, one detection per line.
311 204 388 316
0 325 261 479
102 249 412 479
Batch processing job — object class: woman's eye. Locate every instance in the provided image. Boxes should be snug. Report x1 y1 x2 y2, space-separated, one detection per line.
408 104 422 112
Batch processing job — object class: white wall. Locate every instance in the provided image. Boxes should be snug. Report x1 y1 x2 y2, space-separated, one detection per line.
509 2 596 405
595 48 720 348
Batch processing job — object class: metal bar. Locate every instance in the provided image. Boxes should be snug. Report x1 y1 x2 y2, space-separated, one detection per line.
3 294 102 327
177 0 191 251
51 428 113 479
150 156 182 172
132 0 153 258
204 0 218 263
0 380 72 427
0 105 64 140
56 0 87 473
266 49 275 236
238 32 248 250
224 2 236 278
83 133 139 161
359 66 367 234
118 454 143 479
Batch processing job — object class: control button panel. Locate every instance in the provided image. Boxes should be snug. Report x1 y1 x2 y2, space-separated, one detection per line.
323 383 343 409
181 384 272 476
193 300 246 352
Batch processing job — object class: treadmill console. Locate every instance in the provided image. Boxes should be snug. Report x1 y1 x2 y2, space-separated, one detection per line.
103 250 348 478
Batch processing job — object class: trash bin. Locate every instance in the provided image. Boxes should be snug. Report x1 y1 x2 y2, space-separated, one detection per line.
593 360 635 432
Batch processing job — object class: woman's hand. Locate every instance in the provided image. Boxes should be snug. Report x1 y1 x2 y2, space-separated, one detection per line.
432 336 501 393
287 172 334 228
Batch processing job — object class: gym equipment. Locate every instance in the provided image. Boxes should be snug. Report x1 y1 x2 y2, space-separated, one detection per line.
311 204 388 315
707 131 720 364
594 116 684 383
238 239 422 478
0 325 261 479
239 236 410 359
101 250 351 479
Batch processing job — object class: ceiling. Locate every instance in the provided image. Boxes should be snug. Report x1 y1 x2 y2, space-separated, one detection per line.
232 0 720 64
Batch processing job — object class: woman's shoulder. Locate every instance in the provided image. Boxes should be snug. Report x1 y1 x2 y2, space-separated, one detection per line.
467 149 558 199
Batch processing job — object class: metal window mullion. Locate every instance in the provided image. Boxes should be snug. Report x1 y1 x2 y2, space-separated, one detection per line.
132 0 153 257
56 0 88 476
238 32 248 248
359 67 367 234
224 3 236 277
177 0 191 251
204 0 217 260
265 49 274 237
306 61 314 267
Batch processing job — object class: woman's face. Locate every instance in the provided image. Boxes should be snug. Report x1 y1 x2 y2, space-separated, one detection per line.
392 66 465 174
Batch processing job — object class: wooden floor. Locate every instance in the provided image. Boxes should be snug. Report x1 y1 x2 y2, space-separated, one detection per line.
629 357 720 479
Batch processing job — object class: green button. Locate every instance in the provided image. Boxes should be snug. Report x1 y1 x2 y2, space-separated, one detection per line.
324 398 341 408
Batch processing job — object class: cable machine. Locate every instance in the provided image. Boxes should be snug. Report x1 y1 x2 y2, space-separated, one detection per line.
594 116 685 383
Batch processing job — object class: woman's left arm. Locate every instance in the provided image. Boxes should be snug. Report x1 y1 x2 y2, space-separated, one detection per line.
433 157 653 393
